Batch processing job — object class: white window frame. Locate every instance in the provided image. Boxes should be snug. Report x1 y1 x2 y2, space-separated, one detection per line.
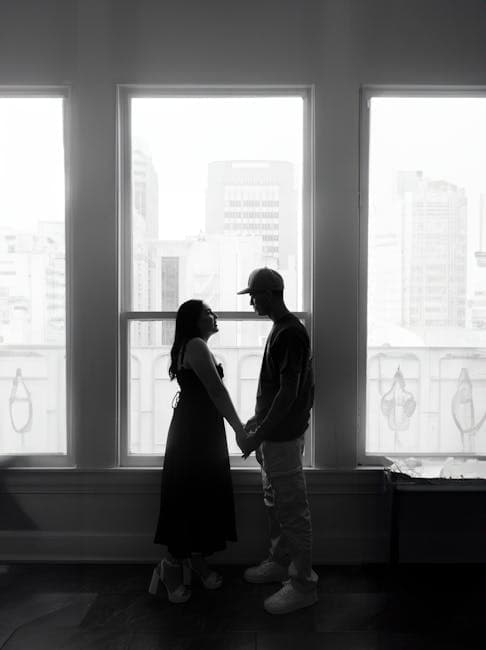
358 85 486 466
0 86 73 468
117 84 315 468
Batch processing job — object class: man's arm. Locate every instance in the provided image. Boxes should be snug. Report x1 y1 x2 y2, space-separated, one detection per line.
241 372 300 457
253 371 299 438
241 330 306 457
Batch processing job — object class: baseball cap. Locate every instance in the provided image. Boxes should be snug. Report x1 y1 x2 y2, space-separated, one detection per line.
237 267 284 295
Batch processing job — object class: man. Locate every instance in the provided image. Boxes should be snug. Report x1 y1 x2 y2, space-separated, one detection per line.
237 267 318 615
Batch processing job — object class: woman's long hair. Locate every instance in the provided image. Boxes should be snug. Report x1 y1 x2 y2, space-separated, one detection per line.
168 299 204 380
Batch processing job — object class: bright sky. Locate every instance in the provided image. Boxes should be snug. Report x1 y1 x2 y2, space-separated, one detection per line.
369 96 486 293
369 97 486 231
131 96 304 239
0 98 65 231
2 95 486 251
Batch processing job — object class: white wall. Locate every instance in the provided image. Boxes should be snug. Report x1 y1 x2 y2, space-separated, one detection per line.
1 0 485 563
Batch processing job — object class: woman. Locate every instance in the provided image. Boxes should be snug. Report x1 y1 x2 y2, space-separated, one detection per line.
150 299 246 603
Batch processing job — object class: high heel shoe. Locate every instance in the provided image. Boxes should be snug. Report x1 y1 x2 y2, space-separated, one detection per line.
188 557 223 590
148 559 191 603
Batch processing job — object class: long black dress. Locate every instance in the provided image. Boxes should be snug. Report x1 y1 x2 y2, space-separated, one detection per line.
154 356 237 558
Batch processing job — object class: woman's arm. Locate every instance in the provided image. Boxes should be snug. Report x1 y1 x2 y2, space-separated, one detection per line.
185 338 245 438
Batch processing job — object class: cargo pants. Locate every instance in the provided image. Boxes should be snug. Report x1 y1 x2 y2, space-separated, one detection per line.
256 434 318 593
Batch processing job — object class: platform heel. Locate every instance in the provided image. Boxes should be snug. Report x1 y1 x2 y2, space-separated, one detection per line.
148 559 192 603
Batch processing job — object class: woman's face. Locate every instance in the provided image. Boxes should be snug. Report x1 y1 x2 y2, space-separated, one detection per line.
197 303 218 339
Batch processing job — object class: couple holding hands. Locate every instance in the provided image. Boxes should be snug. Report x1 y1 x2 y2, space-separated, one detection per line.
150 268 318 615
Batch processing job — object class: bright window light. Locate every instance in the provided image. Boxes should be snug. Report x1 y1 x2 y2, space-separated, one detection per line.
366 96 486 457
0 96 66 455
124 93 306 457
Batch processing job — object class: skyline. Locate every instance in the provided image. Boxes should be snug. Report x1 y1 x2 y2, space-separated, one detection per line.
2 95 486 243
2 97 486 455
369 97 486 205
369 97 486 275
131 96 304 240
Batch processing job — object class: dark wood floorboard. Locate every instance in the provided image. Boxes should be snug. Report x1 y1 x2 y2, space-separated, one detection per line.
0 564 484 649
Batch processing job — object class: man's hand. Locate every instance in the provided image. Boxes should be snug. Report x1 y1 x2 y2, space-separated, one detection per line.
244 416 258 432
240 430 262 459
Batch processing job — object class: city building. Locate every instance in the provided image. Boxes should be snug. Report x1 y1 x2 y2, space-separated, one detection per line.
131 143 159 346
0 223 66 454
130 156 300 351
0 223 65 345
398 171 467 329
205 160 299 305
469 193 486 329
132 142 159 240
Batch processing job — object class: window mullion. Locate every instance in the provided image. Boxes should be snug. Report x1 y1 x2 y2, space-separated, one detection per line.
123 311 308 320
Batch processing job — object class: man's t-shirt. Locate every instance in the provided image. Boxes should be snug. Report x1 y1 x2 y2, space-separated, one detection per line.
255 312 314 442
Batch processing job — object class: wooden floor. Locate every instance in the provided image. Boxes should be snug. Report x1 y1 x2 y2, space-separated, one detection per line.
0 563 484 649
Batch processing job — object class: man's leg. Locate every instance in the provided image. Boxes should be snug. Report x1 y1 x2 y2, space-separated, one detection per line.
270 464 317 593
261 462 291 567
261 436 318 613
243 445 289 584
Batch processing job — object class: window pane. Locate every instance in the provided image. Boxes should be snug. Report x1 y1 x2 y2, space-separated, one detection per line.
130 96 303 314
0 97 66 454
367 96 486 456
128 319 272 455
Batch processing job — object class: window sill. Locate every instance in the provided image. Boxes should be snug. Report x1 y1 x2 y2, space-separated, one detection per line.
1 466 386 495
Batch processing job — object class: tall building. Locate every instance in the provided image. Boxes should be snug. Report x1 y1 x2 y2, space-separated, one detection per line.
160 256 179 345
0 228 28 344
130 158 300 350
152 234 265 348
398 171 467 328
205 161 298 272
132 143 159 240
131 143 159 346
469 193 486 329
0 223 66 345
39 222 66 344
474 193 486 268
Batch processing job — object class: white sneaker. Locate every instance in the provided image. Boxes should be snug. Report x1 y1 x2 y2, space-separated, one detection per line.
243 559 289 584
263 582 318 615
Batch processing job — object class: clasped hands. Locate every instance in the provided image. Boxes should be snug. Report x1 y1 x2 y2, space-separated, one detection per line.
236 417 261 459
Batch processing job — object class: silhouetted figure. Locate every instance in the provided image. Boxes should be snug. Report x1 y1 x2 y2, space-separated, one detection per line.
151 299 246 603
238 268 318 614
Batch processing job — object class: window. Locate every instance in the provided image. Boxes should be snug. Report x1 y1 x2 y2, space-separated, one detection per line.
118 86 313 467
360 89 486 462
0 89 70 465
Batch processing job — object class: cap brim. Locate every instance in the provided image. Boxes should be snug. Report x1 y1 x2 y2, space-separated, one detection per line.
237 288 250 294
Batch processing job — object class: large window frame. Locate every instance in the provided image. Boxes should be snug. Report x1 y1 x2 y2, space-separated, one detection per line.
358 85 486 466
117 85 315 468
0 85 73 468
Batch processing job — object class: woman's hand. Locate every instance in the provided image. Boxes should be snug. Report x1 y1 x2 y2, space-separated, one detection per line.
235 424 247 449
239 430 263 459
